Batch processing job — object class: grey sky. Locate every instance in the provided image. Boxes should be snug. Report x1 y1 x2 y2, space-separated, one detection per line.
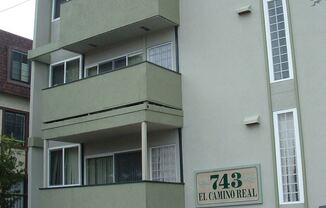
0 0 35 39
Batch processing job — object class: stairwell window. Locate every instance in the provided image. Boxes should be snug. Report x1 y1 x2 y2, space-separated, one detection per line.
52 0 66 21
48 145 81 187
49 56 82 87
147 42 173 70
263 0 293 82
151 145 176 182
273 109 304 204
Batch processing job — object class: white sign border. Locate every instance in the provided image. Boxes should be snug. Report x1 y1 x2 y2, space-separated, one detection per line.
195 164 263 207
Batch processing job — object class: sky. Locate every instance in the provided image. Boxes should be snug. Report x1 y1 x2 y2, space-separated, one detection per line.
0 0 35 39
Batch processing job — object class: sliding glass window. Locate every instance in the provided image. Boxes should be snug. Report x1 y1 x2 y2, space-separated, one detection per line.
49 145 80 187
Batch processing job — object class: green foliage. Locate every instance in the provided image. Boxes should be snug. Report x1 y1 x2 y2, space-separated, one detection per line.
0 135 25 208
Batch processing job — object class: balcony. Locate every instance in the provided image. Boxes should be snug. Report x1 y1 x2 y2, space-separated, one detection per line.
29 0 179 62
42 62 183 140
39 182 184 208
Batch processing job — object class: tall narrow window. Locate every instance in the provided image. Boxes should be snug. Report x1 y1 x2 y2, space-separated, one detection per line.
148 43 173 70
52 0 65 20
49 145 80 187
151 145 176 182
273 109 304 204
10 50 30 83
263 0 293 82
3 111 26 142
86 156 114 185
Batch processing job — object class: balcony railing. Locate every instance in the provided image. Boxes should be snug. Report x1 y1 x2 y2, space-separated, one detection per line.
39 181 184 208
42 62 182 123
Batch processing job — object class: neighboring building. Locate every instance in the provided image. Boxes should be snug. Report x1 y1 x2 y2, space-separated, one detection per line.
28 0 326 208
0 29 32 208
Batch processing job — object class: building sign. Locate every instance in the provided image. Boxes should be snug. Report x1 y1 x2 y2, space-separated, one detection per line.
196 165 262 207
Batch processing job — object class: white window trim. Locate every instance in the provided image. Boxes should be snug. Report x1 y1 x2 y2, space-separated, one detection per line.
51 0 61 22
149 144 177 182
273 108 304 204
84 50 144 78
147 42 174 71
47 144 82 188
263 0 294 83
84 148 141 185
49 56 82 87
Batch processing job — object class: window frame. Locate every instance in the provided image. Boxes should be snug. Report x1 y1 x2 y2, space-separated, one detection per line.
1 108 28 143
51 0 64 22
147 42 174 71
84 50 144 78
49 56 82 87
273 108 304 204
149 144 177 182
263 0 294 83
9 49 30 84
47 144 82 188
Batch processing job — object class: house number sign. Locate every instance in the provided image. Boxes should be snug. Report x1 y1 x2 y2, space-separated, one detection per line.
196 165 262 207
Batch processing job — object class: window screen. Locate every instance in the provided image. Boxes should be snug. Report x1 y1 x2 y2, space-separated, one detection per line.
148 43 173 70
115 151 142 183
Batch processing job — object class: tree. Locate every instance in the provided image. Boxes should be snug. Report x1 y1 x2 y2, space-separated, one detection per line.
311 0 326 6
0 135 25 208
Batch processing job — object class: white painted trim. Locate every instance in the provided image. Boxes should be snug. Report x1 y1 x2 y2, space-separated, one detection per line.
47 144 81 188
149 144 177 182
48 55 82 87
83 148 142 185
273 108 304 204
147 41 174 71
263 0 294 83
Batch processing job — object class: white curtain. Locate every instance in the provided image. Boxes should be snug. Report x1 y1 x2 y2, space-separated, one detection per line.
64 147 79 185
151 145 176 182
87 156 113 185
148 43 172 70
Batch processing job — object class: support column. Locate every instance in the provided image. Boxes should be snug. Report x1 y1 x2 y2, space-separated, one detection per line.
43 139 48 187
141 122 148 180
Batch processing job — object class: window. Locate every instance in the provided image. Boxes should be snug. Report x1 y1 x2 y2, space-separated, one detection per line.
273 109 304 204
84 52 144 78
52 0 65 20
86 151 142 185
151 145 176 182
86 156 113 185
3 111 26 142
263 0 293 82
49 57 81 87
48 145 80 187
10 50 30 83
115 151 142 183
147 43 173 70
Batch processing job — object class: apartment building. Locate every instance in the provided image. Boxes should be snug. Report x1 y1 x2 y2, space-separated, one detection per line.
0 29 31 208
28 0 326 208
